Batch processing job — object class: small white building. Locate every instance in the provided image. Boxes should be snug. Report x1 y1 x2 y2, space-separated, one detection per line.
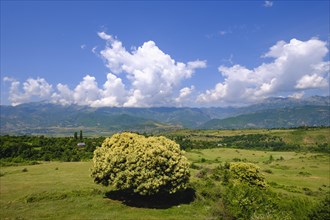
77 142 86 147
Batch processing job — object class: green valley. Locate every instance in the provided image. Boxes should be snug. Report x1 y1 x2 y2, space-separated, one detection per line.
1 127 329 219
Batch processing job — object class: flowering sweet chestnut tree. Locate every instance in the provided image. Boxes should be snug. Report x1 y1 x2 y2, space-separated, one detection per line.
91 132 190 195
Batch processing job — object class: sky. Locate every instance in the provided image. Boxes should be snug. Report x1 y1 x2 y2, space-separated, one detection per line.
1 0 329 107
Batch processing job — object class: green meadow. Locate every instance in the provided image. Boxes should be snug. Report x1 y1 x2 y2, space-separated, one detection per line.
186 148 329 195
0 162 206 220
1 128 329 219
164 127 330 147
1 150 329 219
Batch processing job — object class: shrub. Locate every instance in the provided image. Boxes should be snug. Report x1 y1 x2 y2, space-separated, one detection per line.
263 169 273 174
298 171 312 176
223 183 273 219
309 194 330 220
91 132 190 195
190 163 200 170
229 162 267 188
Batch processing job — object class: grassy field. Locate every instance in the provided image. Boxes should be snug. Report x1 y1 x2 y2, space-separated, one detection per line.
164 127 330 147
186 148 329 196
1 147 329 219
0 162 207 220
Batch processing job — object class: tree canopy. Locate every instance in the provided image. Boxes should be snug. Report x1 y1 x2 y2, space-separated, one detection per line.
91 132 190 195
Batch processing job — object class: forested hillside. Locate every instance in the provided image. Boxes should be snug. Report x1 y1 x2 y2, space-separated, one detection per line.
0 96 329 135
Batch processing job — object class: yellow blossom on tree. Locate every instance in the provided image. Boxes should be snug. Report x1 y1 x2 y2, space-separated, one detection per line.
91 132 190 195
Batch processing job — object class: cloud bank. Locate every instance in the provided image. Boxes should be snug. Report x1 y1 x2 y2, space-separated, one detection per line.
4 33 206 107
4 77 53 106
3 35 329 107
197 38 329 105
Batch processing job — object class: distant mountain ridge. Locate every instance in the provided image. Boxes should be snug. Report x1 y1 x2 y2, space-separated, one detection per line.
199 105 330 129
0 96 329 135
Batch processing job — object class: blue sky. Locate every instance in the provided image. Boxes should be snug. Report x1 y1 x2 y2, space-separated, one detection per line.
1 1 329 107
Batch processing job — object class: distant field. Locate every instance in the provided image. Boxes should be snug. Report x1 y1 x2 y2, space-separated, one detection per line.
1 147 329 219
164 127 330 148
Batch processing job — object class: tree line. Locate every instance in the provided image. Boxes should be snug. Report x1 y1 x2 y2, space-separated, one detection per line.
1 130 328 165
168 133 329 152
0 135 104 164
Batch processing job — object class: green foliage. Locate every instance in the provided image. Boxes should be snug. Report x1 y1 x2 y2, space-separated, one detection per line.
229 162 267 188
0 135 104 162
166 127 330 152
221 182 315 220
223 183 276 219
91 132 190 195
298 171 312 176
263 168 273 174
309 194 330 220
169 133 302 151
190 163 317 220
188 164 314 220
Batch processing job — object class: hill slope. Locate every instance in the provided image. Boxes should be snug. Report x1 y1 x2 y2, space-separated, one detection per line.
199 105 330 129
0 103 177 135
0 96 329 135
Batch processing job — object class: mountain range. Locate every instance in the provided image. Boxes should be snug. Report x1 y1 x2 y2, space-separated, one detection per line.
0 96 329 135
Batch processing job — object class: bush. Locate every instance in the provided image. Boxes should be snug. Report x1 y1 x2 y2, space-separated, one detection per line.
223 183 274 219
229 162 267 188
91 132 190 195
298 171 312 176
263 169 273 174
309 194 330 220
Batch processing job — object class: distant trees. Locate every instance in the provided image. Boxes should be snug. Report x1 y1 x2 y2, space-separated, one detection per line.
73 130 83 141
168 133 302 151
91 132 190 195
0 135 104 163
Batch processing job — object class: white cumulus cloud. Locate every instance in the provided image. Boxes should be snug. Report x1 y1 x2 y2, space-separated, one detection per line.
51 83 74 105
4 35 328 107
72 75 101 106
51 73 126 107
288 92 305 99
4 77 53 106
295 74 328 89
98 32 206 107
198 38 329 106
6 33 206 107
175 86 195 106
91 73 127 107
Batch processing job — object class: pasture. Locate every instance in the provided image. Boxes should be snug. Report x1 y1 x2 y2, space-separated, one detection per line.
1 161 208 220
1 147 329 219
